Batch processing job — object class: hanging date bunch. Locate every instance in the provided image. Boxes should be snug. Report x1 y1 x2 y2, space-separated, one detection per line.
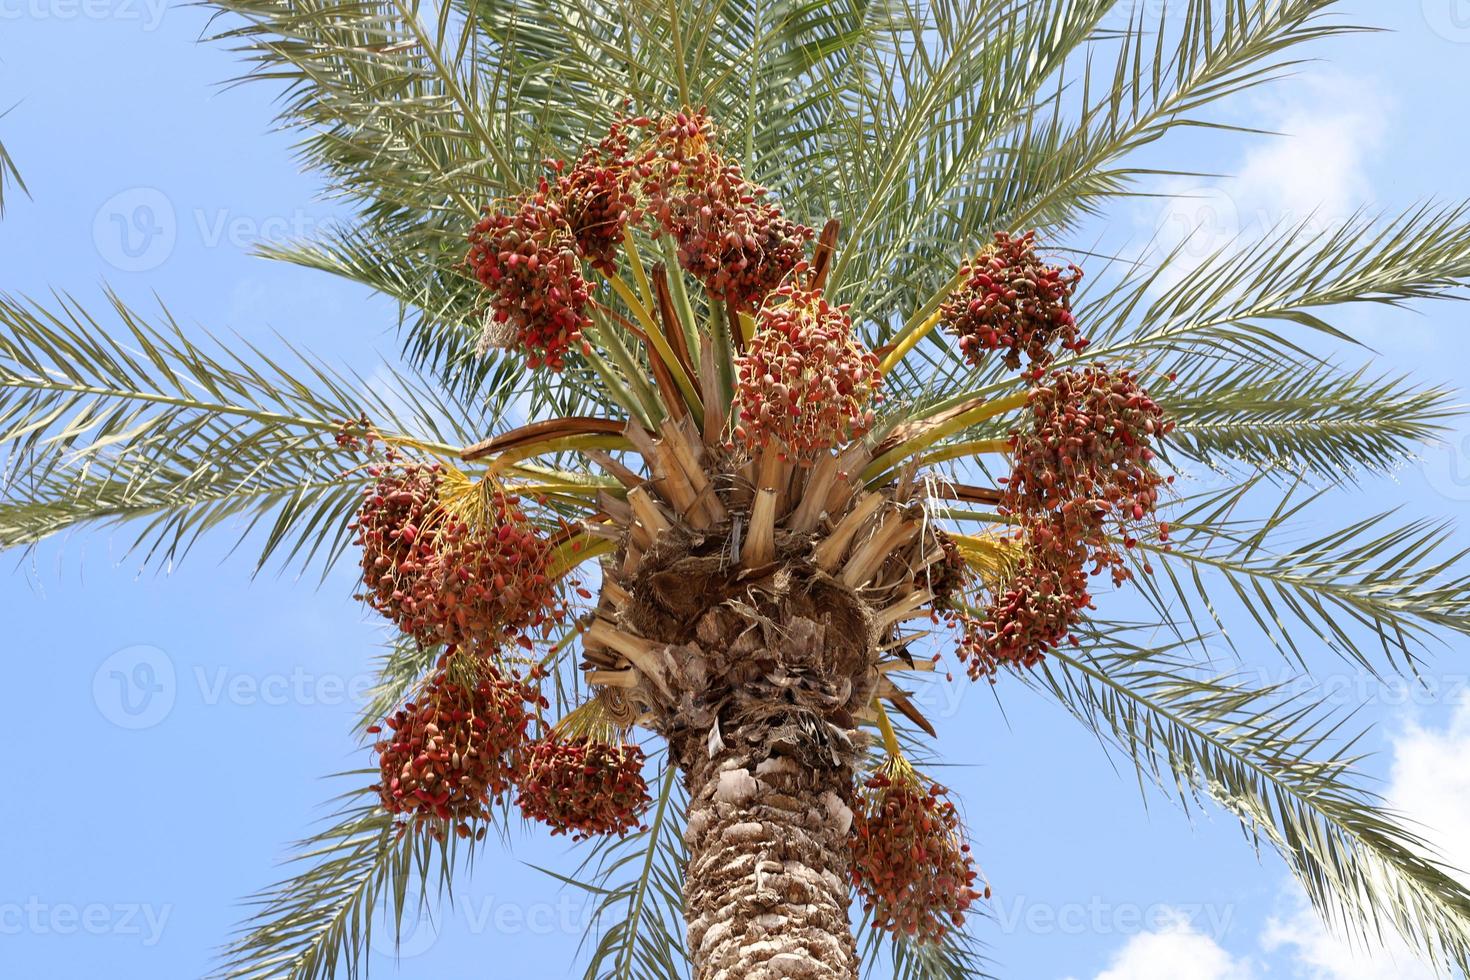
941 364 1174 679
850 757 988 942
467 106 814 376
353 460 446 638
352 464 564 652
368 653 546 839
941 231 1085 375
634 108 813 313
1004 365 1174 584
423 485 565 651
516 734 651 841
925 528 1088 680
957 527 1094 679
467 178 592 371
552 115 637 276
731 283 882 460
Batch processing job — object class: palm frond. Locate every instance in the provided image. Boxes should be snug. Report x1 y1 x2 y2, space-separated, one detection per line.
214 778 468 980
992 0 1358 235
0 107 28 217
840 0 1362 336
1087 204 1470 360
543 759 691 980
1137 480 1470 674
354 636 443 735
888 203 1470 473
207 0 553 390
1159 356 1461 480
209 0 909 393
1033 631 1470 976
857 909 994 980
0 291 485 572
822 0 1115 305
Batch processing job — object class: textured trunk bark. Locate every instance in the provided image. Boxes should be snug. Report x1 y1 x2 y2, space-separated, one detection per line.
678 720 860 980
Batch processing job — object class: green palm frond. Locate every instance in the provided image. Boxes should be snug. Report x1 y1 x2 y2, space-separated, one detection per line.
0 457 364 572
1159 357 1461 479
820 0 1115 304
542 760 691 980
214 778 469 980
858 910 993 980
1087 204 1470 360
888 203 1470 439
1136 480 1470 673
209 0 549 389
213 0 521 214
1034 631 1470 976
0 291 497 572
843 0 1362 329
354 636 443 735
874 206 1470 528
989 0 1358 235
254 224 488 394
0 108 27 217
211 0 911 392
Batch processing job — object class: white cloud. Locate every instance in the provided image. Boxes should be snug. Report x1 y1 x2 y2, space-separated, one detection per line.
1255 698 1470 979
1254 696 1470 979
1139 72 1388 293
1067 909 1256 980
1385 698 1470 878
1071 697 1470 980
1261 894 1436 980
1229 75 1387 225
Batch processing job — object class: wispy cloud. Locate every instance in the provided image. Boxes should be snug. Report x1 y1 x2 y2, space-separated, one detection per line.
1136 71 1389 294
1063 908 1256 980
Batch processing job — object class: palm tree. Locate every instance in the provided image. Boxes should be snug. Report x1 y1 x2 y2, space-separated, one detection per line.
5 1 1470 977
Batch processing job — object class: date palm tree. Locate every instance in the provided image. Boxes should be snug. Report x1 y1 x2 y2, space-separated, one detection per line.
5 2 1470 978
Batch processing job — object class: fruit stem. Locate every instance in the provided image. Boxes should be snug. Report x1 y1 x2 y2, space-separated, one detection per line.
583 318 663 428
657 234 705 362
874 701 903 759
909 437 1012 469
863 390 1028 483
879 306 944 375
622 225 656 312
602 272 704 416
880 266 969 373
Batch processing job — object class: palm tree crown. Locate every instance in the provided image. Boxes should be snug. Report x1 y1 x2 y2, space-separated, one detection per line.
5 2 1470 978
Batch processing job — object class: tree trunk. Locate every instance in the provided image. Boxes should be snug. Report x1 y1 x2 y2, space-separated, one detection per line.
677 718 860 980
587 490 898 979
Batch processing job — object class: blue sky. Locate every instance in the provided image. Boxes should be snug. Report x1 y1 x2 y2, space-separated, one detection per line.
2 4 1470 979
